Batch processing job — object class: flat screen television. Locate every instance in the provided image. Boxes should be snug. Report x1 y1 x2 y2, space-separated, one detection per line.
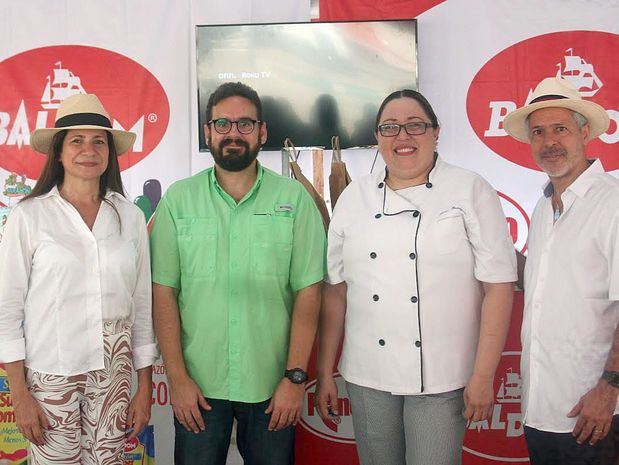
196 20 418 151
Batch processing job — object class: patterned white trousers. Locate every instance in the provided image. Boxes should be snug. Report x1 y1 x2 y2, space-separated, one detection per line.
27 321 132 465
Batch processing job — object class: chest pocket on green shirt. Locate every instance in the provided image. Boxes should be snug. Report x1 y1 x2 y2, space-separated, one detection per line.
177 218 218 279
251 215 293 277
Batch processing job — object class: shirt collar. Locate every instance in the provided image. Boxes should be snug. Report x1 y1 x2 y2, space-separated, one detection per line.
35 185 123 202
209 162 264 206
36 185 60 199
375 153 443 216
542 159 604 198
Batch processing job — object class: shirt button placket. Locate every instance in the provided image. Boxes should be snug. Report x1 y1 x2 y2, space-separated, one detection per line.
90 237 103 368
228 210 241 398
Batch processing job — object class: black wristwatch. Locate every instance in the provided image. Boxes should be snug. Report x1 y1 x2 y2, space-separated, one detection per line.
602 370 619 388
284 368 308 384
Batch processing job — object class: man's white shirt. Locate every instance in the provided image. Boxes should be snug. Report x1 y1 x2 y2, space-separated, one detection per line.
522 159 619 432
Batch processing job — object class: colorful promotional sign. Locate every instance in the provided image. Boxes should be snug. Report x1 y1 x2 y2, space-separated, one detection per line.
0 365 29 465
123 425 156 464
0 207 12 243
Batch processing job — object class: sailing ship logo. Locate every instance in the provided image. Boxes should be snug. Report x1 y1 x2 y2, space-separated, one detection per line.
555 48 603 97
41 62 87 109
496 367 522 404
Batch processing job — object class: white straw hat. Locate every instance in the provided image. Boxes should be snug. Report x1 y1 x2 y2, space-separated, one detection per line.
503 77 609 143
30 93 136 155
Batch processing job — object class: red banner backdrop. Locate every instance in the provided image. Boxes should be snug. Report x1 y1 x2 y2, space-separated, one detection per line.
296 292 527 465
318 0 446 21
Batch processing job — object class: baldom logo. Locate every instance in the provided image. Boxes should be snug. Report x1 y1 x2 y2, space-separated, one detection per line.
467 31 618 171
0 45 170 179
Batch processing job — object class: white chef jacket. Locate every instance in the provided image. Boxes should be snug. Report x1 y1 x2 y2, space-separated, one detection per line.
522 159 619 432
0 186 158 375
327 156 516 394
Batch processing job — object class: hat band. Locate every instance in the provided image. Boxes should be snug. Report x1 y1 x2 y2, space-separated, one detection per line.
55 112 112 129
529 95 569 104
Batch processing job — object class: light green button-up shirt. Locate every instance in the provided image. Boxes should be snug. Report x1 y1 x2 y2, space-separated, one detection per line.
150 164 325 402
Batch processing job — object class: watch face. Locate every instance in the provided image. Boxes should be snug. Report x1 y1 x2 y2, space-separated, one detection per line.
286 369 307 384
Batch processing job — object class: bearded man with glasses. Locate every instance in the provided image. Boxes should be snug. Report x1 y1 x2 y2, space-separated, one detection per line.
150 82 326 465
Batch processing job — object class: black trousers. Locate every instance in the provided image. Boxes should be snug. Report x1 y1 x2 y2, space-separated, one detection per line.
524 421 617 465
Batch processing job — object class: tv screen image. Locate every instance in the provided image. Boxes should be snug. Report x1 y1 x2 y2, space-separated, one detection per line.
196 20 418 151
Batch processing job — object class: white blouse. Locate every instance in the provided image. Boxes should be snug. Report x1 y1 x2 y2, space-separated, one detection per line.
0 186 158 375
327 157 517 394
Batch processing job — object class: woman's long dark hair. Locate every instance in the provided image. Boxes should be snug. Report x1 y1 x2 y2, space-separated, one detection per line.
24 129 126 228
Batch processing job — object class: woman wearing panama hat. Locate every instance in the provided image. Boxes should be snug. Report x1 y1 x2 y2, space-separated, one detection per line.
0 94 158 464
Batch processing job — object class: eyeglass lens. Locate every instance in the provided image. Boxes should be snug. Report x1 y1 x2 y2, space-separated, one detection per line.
212 118 257 134
379 122 431 137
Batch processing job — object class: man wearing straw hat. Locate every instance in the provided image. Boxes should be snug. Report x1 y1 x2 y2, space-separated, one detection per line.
149 82 325 465
504 77 618 464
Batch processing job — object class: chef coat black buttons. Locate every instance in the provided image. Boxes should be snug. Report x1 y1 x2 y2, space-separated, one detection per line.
379 339 386 346
375 213 382 219
425 182 433 188
370 252 377 259
412 210 419 217
372 294 380 301
409 252 416 260
414 340 421 348
378 182 384 189
410 296 418 303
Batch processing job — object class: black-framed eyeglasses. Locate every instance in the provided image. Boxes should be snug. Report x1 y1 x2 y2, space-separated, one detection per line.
208 118 261 135
377 122 434 137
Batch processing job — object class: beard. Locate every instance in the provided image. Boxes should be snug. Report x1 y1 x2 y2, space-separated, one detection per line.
209 136 260 172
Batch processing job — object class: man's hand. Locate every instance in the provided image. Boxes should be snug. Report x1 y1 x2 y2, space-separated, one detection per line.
463 374 494 423
169 374 211 433
126 386 152 440
567 380 618 445
265 378 304 431
315 375 339 422
12 390 50 446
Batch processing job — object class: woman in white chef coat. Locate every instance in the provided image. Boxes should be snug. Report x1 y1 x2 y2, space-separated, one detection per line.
316 90 516 465
0 94 157 464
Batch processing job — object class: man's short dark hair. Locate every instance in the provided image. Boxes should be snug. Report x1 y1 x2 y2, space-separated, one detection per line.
205 82 263 122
